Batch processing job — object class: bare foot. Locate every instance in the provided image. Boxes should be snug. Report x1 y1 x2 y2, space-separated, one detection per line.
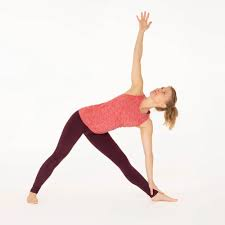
26 192 38 204
151 192 178 202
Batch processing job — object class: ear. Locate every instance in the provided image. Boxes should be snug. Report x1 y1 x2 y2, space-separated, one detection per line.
160 103 167 108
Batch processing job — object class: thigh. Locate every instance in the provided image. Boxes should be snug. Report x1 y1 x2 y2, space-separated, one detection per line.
51 110 85 158
84 131 129 166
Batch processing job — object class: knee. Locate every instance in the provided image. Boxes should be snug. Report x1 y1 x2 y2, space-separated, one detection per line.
47 153 64 165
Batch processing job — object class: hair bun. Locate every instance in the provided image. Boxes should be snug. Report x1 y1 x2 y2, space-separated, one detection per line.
167 106 175 111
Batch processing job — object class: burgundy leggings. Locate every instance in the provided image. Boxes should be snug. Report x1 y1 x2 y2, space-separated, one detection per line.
30 110 158 198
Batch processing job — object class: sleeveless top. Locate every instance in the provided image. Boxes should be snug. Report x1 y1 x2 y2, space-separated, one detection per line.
78 93 150 134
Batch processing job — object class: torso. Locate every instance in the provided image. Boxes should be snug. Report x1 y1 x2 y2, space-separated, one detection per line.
123 88 152 129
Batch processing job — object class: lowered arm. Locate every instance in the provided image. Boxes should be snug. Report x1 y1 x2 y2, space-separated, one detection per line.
140 119 154 182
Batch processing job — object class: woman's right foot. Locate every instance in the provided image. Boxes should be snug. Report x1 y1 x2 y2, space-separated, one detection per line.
26 192 38 204
151 192 178 202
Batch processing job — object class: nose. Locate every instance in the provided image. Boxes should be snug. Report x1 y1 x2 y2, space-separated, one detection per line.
155 88 161 94
158 88 163 92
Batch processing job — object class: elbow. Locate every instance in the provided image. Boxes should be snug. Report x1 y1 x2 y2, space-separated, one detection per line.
133 53 142 62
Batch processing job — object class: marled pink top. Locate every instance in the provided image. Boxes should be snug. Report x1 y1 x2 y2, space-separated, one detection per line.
78 93 150 134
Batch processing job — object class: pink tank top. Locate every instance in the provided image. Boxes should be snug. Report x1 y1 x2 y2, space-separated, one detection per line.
78 93 150 134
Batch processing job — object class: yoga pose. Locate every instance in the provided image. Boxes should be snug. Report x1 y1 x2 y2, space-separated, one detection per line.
27 11 178 204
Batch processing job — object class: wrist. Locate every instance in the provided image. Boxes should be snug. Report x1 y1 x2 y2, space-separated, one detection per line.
138 29 145 34
148 179 154 183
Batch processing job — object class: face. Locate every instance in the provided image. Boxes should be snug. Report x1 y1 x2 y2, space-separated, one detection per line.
149 86 172 108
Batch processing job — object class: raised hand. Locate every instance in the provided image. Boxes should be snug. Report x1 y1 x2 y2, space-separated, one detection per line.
136 11 152 32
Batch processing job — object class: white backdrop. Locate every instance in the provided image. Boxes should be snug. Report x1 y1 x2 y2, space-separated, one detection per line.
1 0 225 225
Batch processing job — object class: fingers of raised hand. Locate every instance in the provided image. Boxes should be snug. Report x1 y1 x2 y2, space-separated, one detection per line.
136 15 140 22
136 11 149 22
140 11 150 21
147 21 152 27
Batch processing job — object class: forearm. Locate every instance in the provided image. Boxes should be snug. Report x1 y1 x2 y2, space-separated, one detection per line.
133 29 145 61
145 153 153 182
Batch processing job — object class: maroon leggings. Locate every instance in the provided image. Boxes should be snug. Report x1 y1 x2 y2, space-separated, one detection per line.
30 110 158 198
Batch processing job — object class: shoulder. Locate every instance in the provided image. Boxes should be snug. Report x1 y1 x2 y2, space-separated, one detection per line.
136 118 153 131
123 87 144 96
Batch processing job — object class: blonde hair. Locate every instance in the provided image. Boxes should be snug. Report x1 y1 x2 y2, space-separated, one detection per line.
155 86 178 130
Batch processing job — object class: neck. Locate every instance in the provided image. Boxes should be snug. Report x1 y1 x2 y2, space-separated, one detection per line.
139 96 156 113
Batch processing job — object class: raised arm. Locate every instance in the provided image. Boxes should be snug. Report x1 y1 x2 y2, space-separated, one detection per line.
130 11 152 90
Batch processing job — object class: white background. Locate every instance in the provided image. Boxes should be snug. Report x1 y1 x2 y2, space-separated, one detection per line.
1 0 225 225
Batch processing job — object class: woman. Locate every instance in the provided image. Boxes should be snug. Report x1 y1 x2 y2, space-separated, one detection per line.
27 11 178 204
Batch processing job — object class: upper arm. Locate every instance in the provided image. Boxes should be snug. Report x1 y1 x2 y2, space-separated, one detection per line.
131 57 143 89
139 119 153 157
